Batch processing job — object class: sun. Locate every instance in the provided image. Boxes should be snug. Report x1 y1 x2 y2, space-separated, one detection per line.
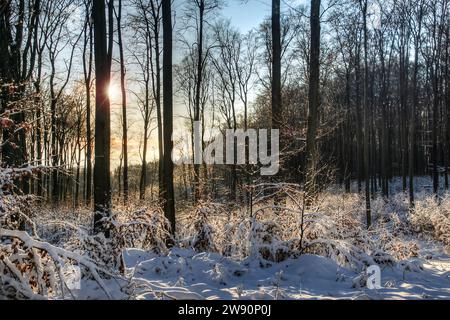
108 83 119 101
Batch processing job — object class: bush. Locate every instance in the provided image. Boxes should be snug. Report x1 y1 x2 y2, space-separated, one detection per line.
0 167 37 233
411 196 450 246
0 167 115 299
0 229 112 299
186 204 218 252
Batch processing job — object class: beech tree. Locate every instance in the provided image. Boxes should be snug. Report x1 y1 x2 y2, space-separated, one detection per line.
116 0 129 204
92 0 112 235
272 0 282 131
304 0 321 205
162 0 175 234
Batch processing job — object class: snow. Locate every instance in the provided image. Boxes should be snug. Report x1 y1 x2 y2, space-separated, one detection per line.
2 176 450 300
0 229 116 299
119 248 450 300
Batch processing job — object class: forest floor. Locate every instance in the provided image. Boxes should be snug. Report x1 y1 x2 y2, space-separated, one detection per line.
66 177 450 300
73 245 450 300
3 177 449 300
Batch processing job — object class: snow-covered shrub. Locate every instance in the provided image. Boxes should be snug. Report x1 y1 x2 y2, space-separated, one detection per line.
411 196 450 246
185 204 218 252
0 229 111 299
0 236 59 299
34 207 93 245
221 214 250 259
0 167 38 233
301 203 376 270
296 192 421 270
207 263 229 285
110 208 172 254
384 240 419 261
65 231 125 273
63 208 172 272
173 182 450 271
245 184 306 263
248 218 290 263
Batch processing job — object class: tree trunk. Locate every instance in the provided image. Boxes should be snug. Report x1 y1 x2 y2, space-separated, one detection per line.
272 0 282 131
140 123 148 200
162 0 176 234
83 4 93 205
93 0 112 236
361 0 371 228
410 7 423 208
193 1 205 202
117 0 128 204
305 0 321 205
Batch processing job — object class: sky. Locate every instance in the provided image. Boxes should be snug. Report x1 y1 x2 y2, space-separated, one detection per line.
216 0 307 33
221 0 272 33
109 0 307 168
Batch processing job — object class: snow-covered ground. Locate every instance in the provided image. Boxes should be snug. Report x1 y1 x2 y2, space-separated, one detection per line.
2 177 450 300
72 246 449 300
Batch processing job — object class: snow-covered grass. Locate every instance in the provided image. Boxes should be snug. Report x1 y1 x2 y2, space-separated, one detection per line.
1 176 450 300
122 248 450 300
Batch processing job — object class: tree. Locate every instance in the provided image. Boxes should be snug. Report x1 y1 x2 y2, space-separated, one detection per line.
83 0 94 205
129 0 163 202
45 0 81 204
162 0 175 234
236 30 257 132
304 0 321 205
426 0 446 195
272 0 282 131
93 0 112 236
148 0 164 203
189 0 221 202
396 1 410 193
360 0 371 228
409 1 424 208
211 20 240 200
0 0 41 193
116 0 129 204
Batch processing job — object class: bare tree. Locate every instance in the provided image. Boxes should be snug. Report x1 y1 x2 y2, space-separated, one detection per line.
162 0 175 234
305 0 321 206
0 0 41 193
129 0 163 201
272 0 282 131
93 0 112 236
236 30 257 131
211 20 240 200
83 0 94 205
45 0 81 204
184 0 221 202
409 0 425 208
116 0 129 204
360 0 371 228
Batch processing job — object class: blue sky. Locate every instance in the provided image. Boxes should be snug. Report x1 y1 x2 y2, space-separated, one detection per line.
221 0 272 32
219 0 307 32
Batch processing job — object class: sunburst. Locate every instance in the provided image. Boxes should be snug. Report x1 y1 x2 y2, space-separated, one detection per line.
108 83 119 101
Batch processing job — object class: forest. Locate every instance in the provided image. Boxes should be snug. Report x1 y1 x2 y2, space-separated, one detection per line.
0 0 450 300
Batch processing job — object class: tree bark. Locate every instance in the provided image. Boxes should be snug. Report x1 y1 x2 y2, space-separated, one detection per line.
272 0 282 131
361 0 371 228
305 0 320 205
162 0 176 234
410 5 423 208
117 0 128 204
93 0 112 236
